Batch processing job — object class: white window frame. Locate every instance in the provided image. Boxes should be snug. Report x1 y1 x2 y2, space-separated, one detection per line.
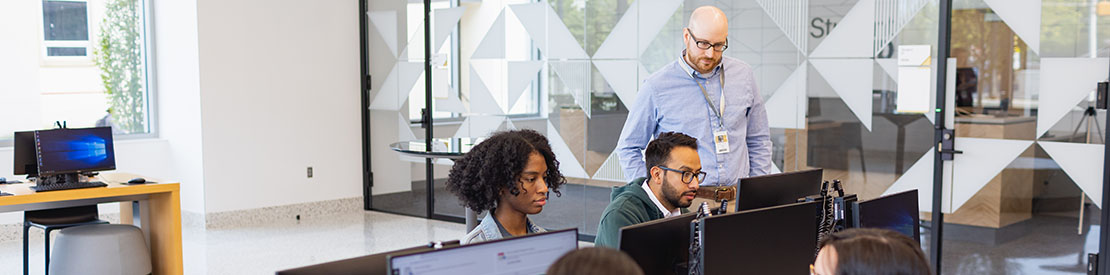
40 0 94 63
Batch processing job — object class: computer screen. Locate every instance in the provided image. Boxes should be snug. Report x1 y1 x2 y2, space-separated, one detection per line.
34 127 116 175
700 201 820 275
277 241 461 275
388 229 577 275
735 168 823 211
13 131 37 176
619 211 698 275
857 189 920 242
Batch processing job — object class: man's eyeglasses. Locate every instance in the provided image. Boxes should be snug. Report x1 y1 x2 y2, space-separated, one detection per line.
657 166 707 184
686 28 728 52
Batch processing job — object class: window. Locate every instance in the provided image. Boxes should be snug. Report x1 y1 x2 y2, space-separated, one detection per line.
43 0 91 57
2 0 153 141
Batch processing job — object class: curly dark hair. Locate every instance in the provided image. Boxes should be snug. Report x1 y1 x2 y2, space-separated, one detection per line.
445 129 566 213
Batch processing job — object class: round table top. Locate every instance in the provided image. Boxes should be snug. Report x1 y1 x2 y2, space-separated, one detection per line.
388 138 481 160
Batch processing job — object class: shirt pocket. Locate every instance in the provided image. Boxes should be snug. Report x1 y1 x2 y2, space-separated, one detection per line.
726 85 752 134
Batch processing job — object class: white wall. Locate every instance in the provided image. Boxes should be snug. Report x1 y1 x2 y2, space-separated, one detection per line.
0 0 44 137
1 0 364 222
195 0 362 212
153 0 206 215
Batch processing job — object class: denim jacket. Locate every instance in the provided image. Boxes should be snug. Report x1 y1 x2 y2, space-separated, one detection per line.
461 212 546 244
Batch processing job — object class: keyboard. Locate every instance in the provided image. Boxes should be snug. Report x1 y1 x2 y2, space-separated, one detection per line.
30 181 108 192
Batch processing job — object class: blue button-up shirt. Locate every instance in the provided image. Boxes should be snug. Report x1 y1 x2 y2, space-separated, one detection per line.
617 52 772 186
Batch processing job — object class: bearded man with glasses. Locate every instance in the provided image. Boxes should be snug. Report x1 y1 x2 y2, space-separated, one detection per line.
616 6 771 208
595 132 703 248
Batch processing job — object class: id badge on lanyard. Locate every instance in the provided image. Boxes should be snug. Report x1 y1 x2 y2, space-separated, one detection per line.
694 67 729 154
714 130 729 154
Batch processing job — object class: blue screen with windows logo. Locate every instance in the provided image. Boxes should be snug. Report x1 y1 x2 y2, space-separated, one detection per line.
35 127 115 175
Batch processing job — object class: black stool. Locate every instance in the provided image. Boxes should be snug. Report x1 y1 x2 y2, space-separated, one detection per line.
23 205 109 275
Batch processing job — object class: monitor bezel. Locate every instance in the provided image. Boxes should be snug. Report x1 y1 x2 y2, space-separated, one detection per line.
33 127 117 176
700 200 822 275
385 228 578 273
734 168 823 212
13 131 37 176
617 211 699 275
857 189 921 242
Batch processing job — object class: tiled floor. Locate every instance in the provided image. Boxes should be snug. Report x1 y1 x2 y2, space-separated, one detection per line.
0 211 467 275
934 214 1100 274
0 208 1101 274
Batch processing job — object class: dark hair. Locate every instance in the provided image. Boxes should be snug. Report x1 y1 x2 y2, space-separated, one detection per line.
643 132 698 179
444 129 566 212
546 247 644 275
818 228 932 275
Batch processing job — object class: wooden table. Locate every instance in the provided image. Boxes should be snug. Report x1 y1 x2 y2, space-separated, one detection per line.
0 177 183 275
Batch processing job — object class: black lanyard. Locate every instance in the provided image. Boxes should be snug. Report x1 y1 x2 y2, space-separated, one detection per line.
692 66 725 129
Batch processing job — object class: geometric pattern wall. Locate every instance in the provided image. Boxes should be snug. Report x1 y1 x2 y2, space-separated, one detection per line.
369 1 1108 213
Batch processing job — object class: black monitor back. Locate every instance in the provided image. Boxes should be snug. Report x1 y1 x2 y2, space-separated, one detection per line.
736 168 823 211
856 189 920 242
619 211 698 275
701 201 820 275
274 240 460 275
13 131 37 176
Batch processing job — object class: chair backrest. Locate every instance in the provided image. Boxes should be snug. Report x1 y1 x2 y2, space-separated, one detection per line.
25 205 100 225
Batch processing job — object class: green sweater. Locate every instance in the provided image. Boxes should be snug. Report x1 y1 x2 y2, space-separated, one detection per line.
594 177 689 248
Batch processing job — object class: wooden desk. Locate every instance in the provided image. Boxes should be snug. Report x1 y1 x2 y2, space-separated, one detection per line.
0 179 183 275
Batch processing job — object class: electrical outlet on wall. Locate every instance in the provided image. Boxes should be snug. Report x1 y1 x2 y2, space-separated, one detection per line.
307 166 313 178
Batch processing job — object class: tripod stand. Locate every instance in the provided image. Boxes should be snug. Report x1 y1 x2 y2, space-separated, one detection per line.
1072 106 1103 235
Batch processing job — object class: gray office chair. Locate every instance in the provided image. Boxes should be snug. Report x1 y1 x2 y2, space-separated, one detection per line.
23 205 109 275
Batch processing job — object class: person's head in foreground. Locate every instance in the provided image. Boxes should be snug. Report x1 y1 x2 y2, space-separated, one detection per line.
812 228 932 275
446 129 566 241
546 247 644 275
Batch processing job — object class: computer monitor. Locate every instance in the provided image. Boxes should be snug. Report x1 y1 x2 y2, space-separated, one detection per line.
13 131 37 176
700 201 820 275
276 241 461 275
854 189 921 242
619 211 698 275
387 228 578 275
735 168 823 211
34 127 116 176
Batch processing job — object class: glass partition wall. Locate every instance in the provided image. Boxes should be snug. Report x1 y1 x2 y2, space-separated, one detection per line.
939 0 1108 273
364 1 1109 271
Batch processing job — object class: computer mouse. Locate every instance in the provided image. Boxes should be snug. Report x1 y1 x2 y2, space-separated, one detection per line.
127 178 146 184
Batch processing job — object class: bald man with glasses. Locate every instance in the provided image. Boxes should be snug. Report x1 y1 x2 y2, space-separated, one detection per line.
616 6 771 205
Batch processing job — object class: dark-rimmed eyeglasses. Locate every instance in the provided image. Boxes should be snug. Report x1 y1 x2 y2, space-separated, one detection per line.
687 28 728 52
657 166 707 184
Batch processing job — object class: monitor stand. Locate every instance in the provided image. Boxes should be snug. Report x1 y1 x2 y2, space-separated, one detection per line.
37 173 104 187
30 173 106 192
38 173 83 186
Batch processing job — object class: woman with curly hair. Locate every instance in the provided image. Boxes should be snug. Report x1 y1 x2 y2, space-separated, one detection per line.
445 129 566 244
